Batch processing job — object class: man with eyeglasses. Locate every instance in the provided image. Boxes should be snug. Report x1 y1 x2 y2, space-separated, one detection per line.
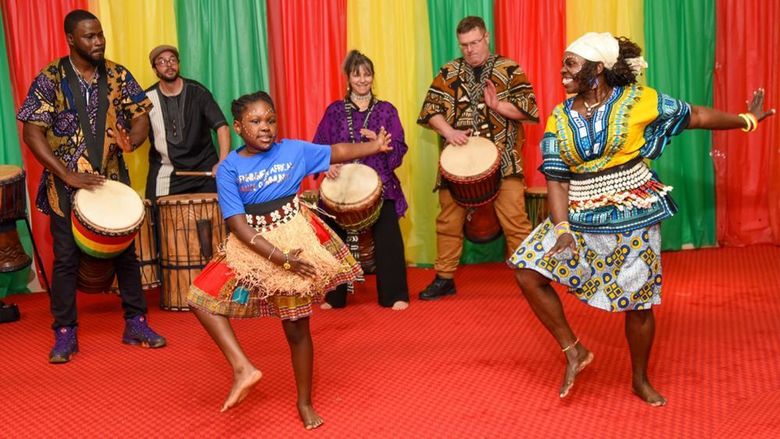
417 16 539 300
145 45 231 200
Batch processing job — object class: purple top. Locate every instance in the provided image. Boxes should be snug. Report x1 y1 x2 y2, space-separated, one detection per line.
313 99 408 217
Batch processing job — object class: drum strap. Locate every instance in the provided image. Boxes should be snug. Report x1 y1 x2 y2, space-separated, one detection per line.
60 57 109 173
345 98 377 144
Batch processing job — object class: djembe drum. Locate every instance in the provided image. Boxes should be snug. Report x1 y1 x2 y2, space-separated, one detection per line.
0 165 32 273
72 181 145 293
157 193 225 310
524 186 549 228
319 163 383 274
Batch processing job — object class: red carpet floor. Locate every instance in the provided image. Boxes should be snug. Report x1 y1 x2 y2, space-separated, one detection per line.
1 245 780 438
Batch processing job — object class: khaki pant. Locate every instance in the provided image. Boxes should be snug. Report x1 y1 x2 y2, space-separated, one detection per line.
434 176 532 277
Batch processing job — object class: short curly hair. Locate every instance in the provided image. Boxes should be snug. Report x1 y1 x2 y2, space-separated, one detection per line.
575 36 643 91
231 91 275 120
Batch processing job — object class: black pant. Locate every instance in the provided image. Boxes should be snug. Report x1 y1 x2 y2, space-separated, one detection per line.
49 203 147 329
322 201 409 308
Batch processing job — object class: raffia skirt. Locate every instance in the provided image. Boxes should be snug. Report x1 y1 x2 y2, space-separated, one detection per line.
187 198 362 320
507 218 662 312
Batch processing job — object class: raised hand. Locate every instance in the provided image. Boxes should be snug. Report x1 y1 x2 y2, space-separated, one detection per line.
373 126 393 153
484 79 499 111
747 88 776 122
113 124 134 153
359 128 377 140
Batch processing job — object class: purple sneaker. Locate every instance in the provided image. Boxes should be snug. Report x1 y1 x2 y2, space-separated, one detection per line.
122 315 166 348
49 326 78 364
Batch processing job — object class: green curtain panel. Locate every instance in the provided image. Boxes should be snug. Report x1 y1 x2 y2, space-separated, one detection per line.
644 0 716 250
426 0 504 264
0 14 31 297
174 0 271 149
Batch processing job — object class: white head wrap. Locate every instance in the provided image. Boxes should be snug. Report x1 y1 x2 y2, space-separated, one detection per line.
566 32 620 69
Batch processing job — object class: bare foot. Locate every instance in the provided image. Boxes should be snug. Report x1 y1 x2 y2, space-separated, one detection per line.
221 368 263 412
297 403 324 430
559 344 594 399
632 379 667 407
320 303 333 310
391 301 409 311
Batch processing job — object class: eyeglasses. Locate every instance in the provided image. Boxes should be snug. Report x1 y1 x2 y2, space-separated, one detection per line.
155 57 179 67
459 34 487 50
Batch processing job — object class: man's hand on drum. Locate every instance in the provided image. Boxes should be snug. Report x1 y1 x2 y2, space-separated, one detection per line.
287 248 316 278
64 171 105 190
325 164 343 179
444 127 472 146
544 233 577 260
372 127 393 153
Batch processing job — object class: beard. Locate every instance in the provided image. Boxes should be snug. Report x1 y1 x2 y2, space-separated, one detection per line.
74 45 103 65
157 71 180 83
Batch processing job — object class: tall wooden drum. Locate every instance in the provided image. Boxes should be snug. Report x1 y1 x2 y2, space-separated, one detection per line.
524 187 549 228
0 165 31 273
157 193 225 311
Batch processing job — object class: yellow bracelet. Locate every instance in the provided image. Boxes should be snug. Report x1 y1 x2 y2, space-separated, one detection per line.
250 233 262 245
267 247 277 260
739 113 757 132
282 249 291 270
553 221 571 238
745 113 758 132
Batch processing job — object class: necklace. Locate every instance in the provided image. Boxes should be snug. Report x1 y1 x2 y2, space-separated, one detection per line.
345 97 377 144
69 56 95 103
583 99 601 118
350 92 372 103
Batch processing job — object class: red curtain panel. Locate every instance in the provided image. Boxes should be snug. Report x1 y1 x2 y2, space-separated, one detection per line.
266 0 346 191
494 0 567 189
713 0 780 245
1 0 88 282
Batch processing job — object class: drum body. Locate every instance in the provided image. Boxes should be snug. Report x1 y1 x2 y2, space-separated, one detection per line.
0 165 31 272
76 199 160 294
319 163 383 232
524 187 549 229
157 193 225 311
464 202 502 243
439 137 501 207
72 180 145 259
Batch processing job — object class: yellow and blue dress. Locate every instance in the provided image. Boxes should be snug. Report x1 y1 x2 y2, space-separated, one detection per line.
508 84 690 312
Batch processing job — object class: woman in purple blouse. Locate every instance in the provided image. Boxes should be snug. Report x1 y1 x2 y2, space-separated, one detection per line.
313 50 410 310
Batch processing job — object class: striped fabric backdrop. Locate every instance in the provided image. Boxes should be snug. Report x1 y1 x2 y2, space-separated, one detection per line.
1 0 778 295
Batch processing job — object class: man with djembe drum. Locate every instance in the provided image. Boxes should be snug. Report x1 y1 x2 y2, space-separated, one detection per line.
17 10 166 363
417 16 538 300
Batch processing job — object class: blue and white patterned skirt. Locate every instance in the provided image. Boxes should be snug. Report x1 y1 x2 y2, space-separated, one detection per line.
507 218 662 312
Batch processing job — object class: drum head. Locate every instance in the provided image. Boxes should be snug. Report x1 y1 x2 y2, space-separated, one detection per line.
440 137 498 177
74 180 144 232
320 163 380 206
0 165 23 182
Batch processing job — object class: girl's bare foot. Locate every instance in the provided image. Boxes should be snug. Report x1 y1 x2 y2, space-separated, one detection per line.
221 368 263 412
632 379 667 407
391 301 409 310
297 403 324 430
559 343 594 398
319 303 333 310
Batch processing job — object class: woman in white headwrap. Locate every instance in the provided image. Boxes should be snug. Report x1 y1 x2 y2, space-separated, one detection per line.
508 32 774 406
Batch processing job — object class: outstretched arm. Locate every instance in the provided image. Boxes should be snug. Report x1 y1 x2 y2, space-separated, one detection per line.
330 127 392 163
688 88 775 130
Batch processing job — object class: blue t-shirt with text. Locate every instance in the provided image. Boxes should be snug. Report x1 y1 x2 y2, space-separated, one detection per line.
216 139 331 219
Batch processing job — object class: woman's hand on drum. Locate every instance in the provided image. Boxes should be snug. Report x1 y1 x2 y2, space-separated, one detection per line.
372 127 393 153
325 164 343 179
64 171 105 190
444 127 472 146
544 233 577 259
287 248 317 278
